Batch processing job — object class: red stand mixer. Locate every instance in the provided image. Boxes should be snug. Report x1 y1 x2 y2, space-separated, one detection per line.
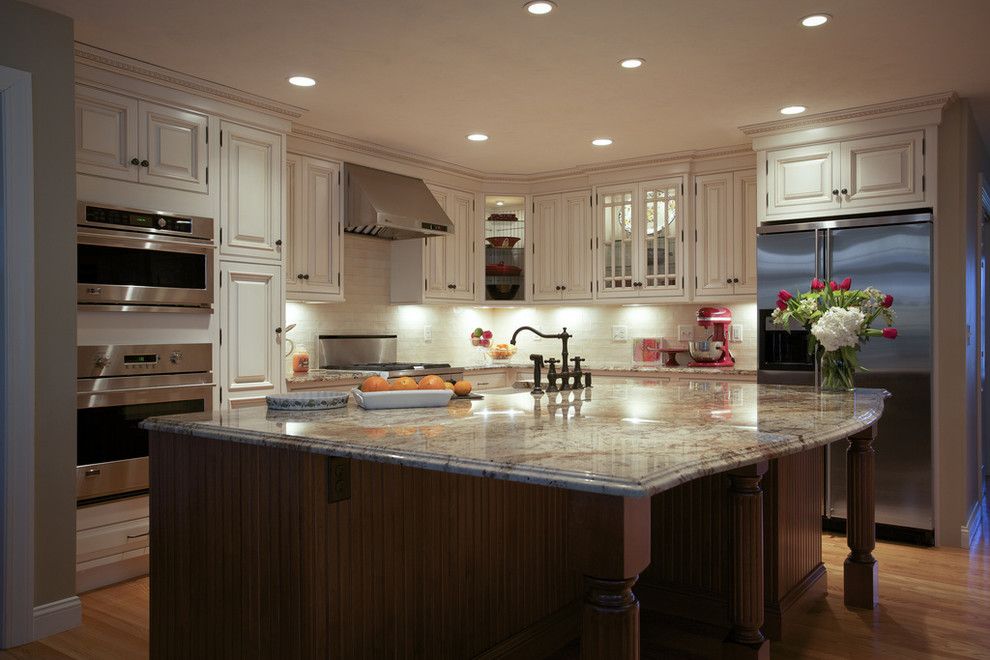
687 306 735 368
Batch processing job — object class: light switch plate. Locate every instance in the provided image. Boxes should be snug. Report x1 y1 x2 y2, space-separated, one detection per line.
730 325 743 343
612 325 628 341
423 325 432 342
677 325 694 341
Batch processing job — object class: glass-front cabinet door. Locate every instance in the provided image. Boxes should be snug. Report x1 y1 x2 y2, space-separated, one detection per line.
483 195 526 303
597 177 685 299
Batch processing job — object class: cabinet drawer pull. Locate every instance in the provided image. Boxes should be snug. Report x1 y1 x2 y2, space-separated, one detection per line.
126 532 150 540
84 468 101 477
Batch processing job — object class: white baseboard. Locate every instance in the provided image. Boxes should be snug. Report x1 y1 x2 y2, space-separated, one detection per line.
961 498 984 549
33 596 81 640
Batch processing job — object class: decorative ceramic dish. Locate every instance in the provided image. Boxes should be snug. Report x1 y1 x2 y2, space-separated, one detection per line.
485 262 523 277
266 391 349 411
487 213 518 222
351 388 454 410
486 236 521 248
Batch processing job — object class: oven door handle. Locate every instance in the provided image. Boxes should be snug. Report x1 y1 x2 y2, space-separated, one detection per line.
78 383 215 410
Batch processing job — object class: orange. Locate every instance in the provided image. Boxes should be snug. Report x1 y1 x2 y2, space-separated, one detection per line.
390 376 418 391
361 375 391 392
453 380 472 397
443 382 455 391
417 374 446 390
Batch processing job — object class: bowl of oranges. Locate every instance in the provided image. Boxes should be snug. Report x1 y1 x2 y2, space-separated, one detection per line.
352 375 473 410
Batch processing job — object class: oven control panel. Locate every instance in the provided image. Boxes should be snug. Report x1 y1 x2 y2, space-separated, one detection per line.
78 344 212 379
77 202 214 242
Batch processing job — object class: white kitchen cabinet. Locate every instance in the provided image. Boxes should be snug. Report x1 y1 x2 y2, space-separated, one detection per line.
762 130 930 222
219 260 284 407
286 153 343 301
694 170 757 298
76 86 209 193
597 177 685 300
391 183 476 303
532 191 594 301
219 121 284 261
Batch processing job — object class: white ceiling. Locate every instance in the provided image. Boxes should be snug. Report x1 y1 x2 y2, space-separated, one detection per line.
28 0 990 174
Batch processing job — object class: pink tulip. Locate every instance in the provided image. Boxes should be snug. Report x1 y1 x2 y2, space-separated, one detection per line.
829 281 839 291
776 299 787 311
882 294 894 308
839 277 852 291
482 330 493 339
882 328 898 339
778 290 793 302
811 278 825 291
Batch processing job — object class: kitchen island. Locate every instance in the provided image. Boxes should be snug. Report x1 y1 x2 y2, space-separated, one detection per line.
144 380 887 659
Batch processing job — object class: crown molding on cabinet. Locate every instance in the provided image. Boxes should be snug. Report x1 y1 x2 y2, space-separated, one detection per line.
738 91 957 138
291 122 754 185
74 42 307 120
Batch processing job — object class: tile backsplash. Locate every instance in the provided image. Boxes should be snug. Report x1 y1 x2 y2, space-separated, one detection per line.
286 235 757 371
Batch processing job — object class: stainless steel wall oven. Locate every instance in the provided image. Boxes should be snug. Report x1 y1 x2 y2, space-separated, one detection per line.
77 202 215 312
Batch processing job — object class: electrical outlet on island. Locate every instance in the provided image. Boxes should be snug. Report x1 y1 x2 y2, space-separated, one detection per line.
612 325 629 342
423 325 433 342
677 325 694 341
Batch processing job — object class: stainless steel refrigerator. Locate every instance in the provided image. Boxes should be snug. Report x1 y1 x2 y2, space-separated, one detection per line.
756 212 933 544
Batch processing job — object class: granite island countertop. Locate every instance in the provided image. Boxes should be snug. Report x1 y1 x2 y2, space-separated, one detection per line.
285 369 383 385
146 379 886 498
463 363 758 377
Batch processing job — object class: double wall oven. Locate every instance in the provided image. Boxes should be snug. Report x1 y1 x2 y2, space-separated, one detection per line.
77 344 213 503
77 202 214 312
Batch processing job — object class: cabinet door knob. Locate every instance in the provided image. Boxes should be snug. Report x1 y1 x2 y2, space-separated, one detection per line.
733 277 740 283
130 157 140 166
561 285 566 290
140 159 150 168
726 278 732 284
275 327 282 334
840 188 848 195
555 285 561 291
297 274 304 279
832 189 839 196
275 239 282 247
303 274 310 280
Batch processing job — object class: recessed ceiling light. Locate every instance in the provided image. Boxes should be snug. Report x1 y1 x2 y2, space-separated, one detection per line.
288 76 316 87
466 133 489 142
524 1 556 15
496 201 505 206
779 105 807 115
801 14 831 27
592 138 613 146
619 58 645 69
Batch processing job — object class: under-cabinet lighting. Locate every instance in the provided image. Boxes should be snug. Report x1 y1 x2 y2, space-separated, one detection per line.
591 138 613 146
288 76 316 87
801 14 831 27
779 105 807 115
524 1 556 15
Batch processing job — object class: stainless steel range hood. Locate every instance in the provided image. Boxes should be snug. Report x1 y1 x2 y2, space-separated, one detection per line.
343 163 454 240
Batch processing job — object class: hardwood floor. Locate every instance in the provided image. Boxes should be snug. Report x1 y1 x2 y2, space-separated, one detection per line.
4 509 988 659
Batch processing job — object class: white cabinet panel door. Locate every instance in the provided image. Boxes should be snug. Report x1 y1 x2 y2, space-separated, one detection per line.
446 191 476 301
532 194 561 301
424 187 449 299
303 158 342 296
560 191 593 300
138 101 208 193
694 173 733 298
75 86 139 181
220 261 283 406
597 185 637 297
732 170 759 295
285 155 304 286
220 122 282 261
766 143 841 216
841 131 924 208
639 177 684 297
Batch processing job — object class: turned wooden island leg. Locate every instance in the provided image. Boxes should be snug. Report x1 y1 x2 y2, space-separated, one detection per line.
724 462 770 660
844 424 879 609
568 492 651 660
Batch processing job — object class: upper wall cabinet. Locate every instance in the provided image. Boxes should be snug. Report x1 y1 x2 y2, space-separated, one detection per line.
596 177 686 300
761 129 929 222
391 184 476 304
75 85 209 194
219 121 283 261
285 154 343 302
532 191 594 301
694 170 757 298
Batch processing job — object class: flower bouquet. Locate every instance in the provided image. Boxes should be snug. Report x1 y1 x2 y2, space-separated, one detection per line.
772 277 897 391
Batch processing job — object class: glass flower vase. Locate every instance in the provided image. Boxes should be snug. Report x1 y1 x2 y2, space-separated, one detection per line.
819 350 856 392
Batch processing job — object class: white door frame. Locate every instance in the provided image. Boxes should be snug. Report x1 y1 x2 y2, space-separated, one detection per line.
0 65 36 647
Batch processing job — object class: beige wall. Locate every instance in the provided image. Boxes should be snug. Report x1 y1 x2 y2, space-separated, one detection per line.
287 235 757 371
935 99 990 546
0 0 77 606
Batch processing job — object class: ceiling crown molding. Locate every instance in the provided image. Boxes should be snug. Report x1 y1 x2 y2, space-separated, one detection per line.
74 43 307 120
292 123 753 184
738 91 958 137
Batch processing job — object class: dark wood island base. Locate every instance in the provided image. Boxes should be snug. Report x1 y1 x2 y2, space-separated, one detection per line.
149 423 879 659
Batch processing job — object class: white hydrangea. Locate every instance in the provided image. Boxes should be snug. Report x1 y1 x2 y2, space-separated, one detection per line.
811 307 865 352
